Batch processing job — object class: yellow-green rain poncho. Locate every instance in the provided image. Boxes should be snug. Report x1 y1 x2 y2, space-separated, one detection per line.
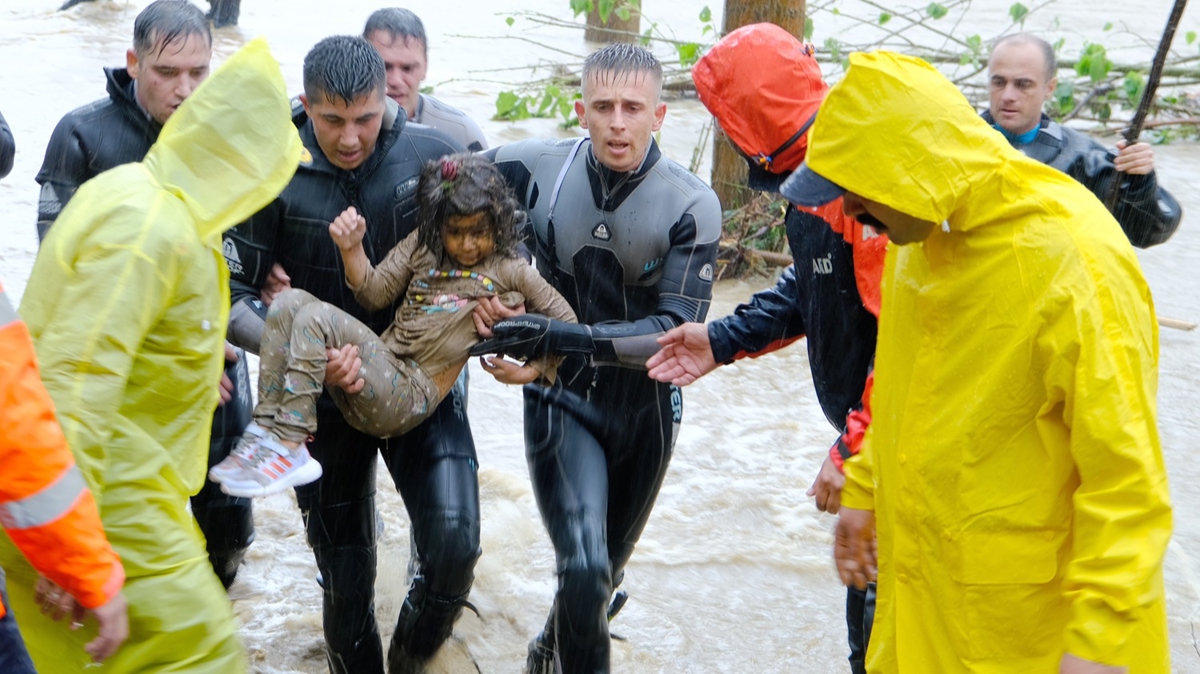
813 52 1172 672
0 38 300 672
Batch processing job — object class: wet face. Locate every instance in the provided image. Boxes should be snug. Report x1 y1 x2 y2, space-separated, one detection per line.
575 70 666 173
126 32 212 125
365 31 427 120
441 211 496 267
301 90 386 171
842 192 936 245
987 40 1056 135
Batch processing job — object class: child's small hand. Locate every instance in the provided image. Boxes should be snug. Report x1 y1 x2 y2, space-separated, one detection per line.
329 206 367 252
478 355 541 385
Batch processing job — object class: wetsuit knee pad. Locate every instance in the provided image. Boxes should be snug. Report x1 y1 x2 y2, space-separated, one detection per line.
409 510 480 597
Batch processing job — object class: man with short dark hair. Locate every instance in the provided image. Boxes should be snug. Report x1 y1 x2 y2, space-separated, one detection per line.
222 35 472 674
33 0 256 591
985 33 1181 247
364 7 488 151
475 43 721 673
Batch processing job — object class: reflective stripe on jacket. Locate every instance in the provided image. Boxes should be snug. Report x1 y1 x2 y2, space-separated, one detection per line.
0 282 123 618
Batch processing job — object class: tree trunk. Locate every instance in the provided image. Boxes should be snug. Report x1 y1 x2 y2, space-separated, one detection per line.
712 0 806 210
585 1 641 43
208 0 241 28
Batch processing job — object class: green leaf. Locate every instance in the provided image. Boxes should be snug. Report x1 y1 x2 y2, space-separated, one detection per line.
569 0 590 18
966 34 982 55
959 53 973 66
702 24 713 35
616 6 631 21
1124 70 1146 103
1053 37 1065 52
640 27 653 46
1097 102 1112 122
879 12 892 25
1103 22 1113 31
598 0 614 24
927 3 948 20
495 90 521 119
832 7 840 16
804 17 814 41
699 5 711 22
419 85 433 94
1008 2 1029 24
824 37 841 64
1188 31 1197 45
676 42 702 68
1076 42 1112 83
1052 79 1075 117
505 16 514 27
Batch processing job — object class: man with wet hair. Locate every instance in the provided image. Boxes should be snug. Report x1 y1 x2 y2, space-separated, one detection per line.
33 0 257 592
475 43 721 673
985 32 1181 247
222 35 473 674
363 7 489 151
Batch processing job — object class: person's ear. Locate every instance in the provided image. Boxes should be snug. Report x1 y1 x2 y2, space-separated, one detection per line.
574 100 588 129
126 48 140 79
299 93 311 117
651 101 667 132
1044 76 1058 104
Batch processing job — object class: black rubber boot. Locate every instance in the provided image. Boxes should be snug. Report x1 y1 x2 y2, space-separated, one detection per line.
207 0 240 27
386 576 474 673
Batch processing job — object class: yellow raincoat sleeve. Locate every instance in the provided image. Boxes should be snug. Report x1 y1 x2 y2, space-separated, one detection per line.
26 196 177 499
1042 268 1171 666
840 436 874 511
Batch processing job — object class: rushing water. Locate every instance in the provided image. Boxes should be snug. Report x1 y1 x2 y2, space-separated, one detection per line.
1 0 1198 671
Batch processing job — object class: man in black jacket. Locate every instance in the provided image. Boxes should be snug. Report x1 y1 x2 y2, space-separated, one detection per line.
33 0 255 592
222 35 471 674
986 33 1181 247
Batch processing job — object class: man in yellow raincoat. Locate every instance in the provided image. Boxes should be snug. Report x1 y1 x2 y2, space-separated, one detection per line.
779 51 1172 673
0 38 301 672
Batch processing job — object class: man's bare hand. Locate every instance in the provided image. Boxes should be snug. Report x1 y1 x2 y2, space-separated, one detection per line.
34 576 74 621
85 592 129 663
329 206 367 252
807 454 846 514
479 355 541 385
1060 653 1127 674
645 323 717 386
834 506 877 590
473 295 525 338
218 342 239 406
261 263 291 306
1113 140 1154 175
325 346 365 394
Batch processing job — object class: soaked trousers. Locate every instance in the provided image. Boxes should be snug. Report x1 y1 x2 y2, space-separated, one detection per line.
255 288 439 443
0 581 36 674
847 583 877 674
191 348 256 589
295 376 480 674
524 369 681 673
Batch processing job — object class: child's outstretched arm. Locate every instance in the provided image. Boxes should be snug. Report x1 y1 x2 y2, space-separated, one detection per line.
329 207 370 288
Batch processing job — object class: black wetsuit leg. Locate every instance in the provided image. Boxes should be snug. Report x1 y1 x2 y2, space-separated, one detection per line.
525 373 679 673
382 377 481 668
295 402 385 674
846 582 876 674
190 349 255 589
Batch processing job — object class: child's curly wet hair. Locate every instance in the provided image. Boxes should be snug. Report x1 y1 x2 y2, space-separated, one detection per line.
416 153 521 261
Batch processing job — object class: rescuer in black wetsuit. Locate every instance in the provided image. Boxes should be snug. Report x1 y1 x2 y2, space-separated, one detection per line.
473 44 721 673
33 0 254 591
221 36 472 674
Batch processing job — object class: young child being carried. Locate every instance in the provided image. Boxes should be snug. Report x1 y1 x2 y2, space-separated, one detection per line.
211 153 576 497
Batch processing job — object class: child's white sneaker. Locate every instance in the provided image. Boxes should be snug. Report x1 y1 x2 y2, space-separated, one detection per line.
209 421 272 482
216 434 323 498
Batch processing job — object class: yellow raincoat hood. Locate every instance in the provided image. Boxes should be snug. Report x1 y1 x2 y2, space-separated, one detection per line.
3 39 298 673
823 52 1172 672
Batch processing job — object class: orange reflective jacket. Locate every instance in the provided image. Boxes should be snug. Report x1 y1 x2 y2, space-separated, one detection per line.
0 280 123 617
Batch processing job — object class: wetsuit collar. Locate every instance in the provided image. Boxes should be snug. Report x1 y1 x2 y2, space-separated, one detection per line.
584 137 660 212
105 67 161 137
980 109 1043 145
296 102 405 180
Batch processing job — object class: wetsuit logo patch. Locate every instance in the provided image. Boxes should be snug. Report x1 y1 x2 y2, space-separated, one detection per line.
643 257 663 273
698 263 714 282
298 147 313 167
222 238 244 276
592 223 611 241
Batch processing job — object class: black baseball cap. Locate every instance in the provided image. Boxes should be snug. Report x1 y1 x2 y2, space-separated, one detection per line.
779 161 845 207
